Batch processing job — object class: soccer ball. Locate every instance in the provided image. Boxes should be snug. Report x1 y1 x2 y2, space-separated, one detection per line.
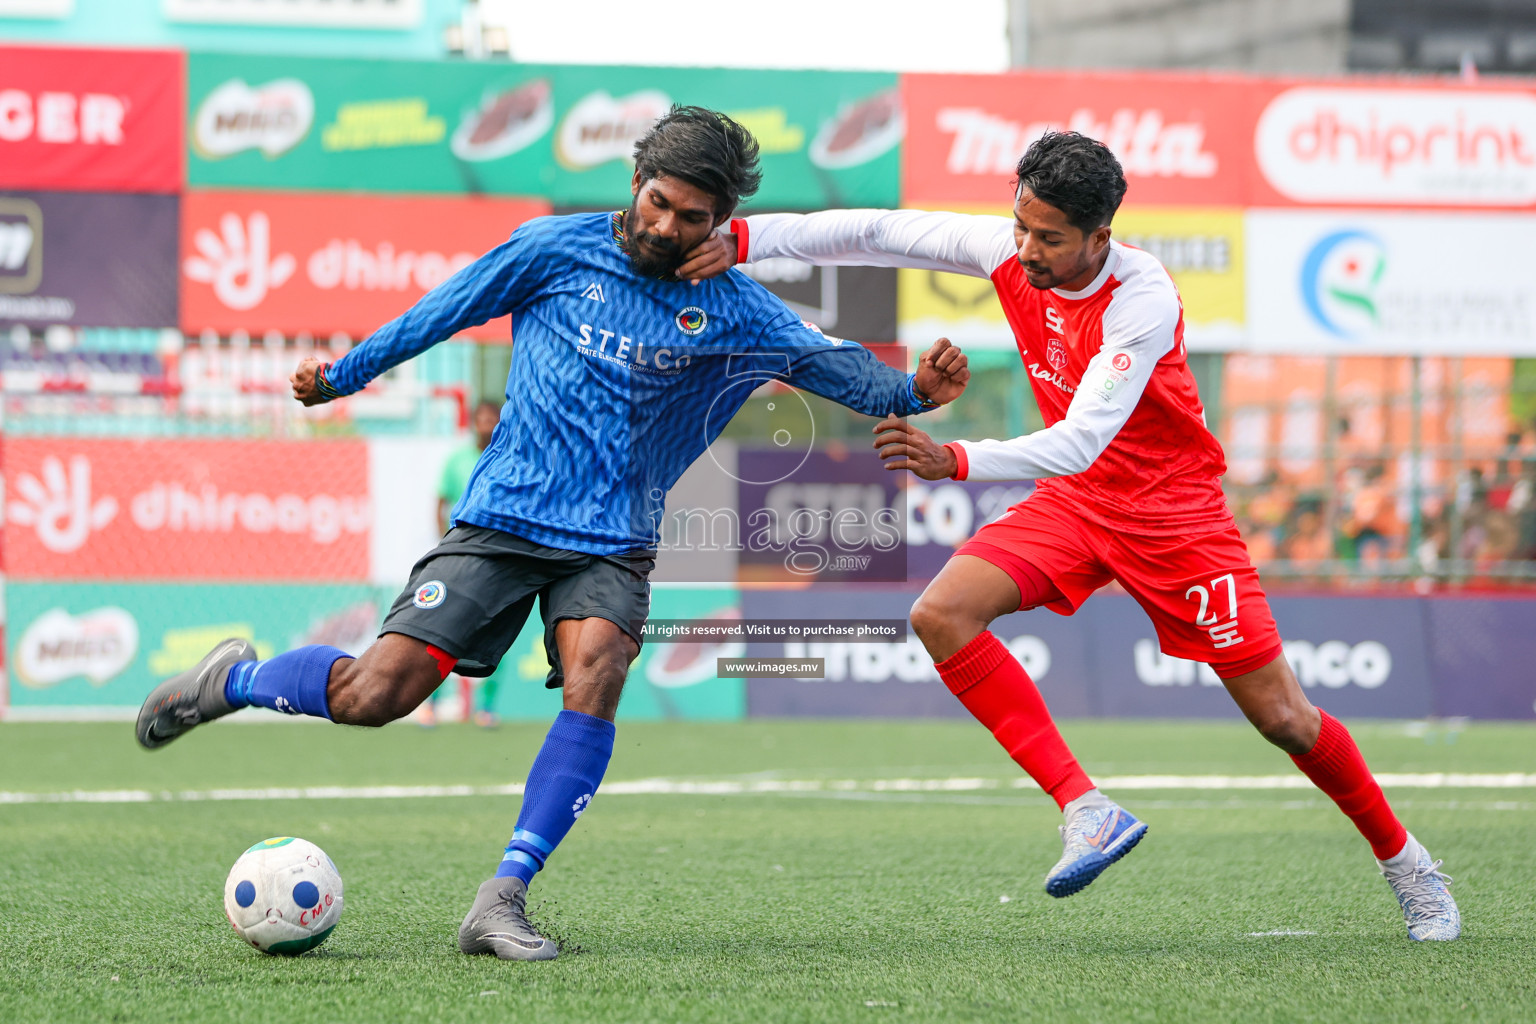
223 836 344 955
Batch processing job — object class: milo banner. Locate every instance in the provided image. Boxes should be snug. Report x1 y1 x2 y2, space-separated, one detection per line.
186 54 901 208
187 53 558 196
4 582 381 716
547 65 901 208
1 583 745 721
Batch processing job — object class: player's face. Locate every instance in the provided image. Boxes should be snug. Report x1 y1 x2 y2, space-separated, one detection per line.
1012 188 1112 292
473 406 499 449
625 171 727 280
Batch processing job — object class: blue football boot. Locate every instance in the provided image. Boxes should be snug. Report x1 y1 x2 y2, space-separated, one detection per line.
1044 801 1148 898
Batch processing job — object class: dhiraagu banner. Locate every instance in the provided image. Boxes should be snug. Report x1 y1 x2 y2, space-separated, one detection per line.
490 586 744 722
5 582 382 716
187 52 559 195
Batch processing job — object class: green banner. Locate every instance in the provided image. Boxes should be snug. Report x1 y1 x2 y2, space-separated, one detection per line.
186 54 901 209
6 583 743 722
483 586 744 722
6 582 382 711
187 53 558 195
547 65 901 209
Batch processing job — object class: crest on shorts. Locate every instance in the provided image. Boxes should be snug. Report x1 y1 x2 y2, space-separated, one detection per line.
675 306 707 336
1046 336 1068 371
413 580 446 609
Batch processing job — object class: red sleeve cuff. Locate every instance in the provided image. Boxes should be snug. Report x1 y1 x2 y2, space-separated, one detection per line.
944 442 968 481
730 217 749 265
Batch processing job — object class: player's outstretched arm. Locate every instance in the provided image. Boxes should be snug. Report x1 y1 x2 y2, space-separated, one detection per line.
676 209 1016 282
777 322 969 419
299 219 555 404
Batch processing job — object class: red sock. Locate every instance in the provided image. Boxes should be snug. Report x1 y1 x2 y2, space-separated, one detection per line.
1290 709 1407 860
935 631 1093 810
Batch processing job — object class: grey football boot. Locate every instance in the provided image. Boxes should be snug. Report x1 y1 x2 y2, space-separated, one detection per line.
135 638 256 750
458 877 558 961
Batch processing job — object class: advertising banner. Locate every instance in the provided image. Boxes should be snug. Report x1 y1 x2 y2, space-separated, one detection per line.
0 45 183 193
484 585 746 722
180 189 549 338
902 71 1259 208
186 55 902 209
1252 83 1536 210
0 191 178 329
1245 209 1536 355
1091 594 1433 720
1425 598 1536 720
740 590 1495 720
187 53 557 196
3 437 370 581
897 204 1245 351
4 581 381 714
742 587 1092 718
548 66 901 209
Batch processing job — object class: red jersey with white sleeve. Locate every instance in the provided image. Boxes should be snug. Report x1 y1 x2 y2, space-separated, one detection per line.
740 210 1232 537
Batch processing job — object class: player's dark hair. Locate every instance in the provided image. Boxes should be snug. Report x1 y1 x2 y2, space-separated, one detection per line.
632 105 762 218
1013 131 1127 234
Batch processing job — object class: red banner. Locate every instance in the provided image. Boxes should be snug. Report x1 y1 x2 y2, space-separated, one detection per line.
3 438 370 581
180 190 552 339
0 46 184 194
902 71 1262 206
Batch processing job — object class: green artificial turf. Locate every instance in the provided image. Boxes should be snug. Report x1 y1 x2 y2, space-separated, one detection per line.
1 719 1533 1023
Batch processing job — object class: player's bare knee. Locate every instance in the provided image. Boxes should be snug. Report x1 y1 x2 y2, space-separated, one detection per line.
909 594 960 649
328 663 414 728
1251 704 1313 754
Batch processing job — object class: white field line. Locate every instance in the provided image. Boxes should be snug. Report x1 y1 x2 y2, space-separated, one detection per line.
3 772 1536 805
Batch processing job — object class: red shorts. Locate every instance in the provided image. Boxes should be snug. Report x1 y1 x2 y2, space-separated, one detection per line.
956 491 1283 678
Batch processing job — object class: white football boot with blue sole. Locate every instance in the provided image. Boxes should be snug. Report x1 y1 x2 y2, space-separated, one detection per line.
1044 802 1148 898
1381 835 1460 941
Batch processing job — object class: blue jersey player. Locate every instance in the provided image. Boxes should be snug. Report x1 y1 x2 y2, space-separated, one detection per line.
134 107 971 960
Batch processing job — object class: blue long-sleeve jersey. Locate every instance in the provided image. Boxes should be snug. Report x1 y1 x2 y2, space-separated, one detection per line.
326 211 933 554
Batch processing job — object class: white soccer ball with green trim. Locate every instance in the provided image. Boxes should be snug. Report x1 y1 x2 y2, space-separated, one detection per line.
223 836 344 955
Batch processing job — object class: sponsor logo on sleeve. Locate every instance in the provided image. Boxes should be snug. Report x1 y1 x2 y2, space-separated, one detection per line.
412 580 446 609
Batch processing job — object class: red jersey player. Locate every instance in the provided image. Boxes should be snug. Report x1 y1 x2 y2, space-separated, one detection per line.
679 131 1459 941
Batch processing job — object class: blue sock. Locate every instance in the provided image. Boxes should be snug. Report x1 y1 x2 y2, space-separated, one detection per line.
496 709 616 884
224 646 347 720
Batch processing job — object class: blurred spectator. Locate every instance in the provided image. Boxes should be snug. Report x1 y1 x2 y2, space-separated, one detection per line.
1340 464 1395 567
423 400 504 728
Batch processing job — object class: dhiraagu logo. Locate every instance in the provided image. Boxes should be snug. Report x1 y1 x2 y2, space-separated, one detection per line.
1300 229 1387 339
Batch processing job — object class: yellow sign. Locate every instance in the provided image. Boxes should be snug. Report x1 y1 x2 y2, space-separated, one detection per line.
321 99 446 152
897 205 1245 350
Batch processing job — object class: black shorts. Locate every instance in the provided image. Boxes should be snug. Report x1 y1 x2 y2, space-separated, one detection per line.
381 524 655 688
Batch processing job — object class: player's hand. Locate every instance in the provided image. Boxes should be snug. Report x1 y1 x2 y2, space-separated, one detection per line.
676 230 738 284
290 357 329 407
872 415 958 480
913 337 970 406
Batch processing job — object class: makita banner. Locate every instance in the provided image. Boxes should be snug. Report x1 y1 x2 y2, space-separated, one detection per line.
902 71 1536 213
0 191 178 329
902 70 1258 206
3 437 370 581
0 45 184 194
180 190 550 338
